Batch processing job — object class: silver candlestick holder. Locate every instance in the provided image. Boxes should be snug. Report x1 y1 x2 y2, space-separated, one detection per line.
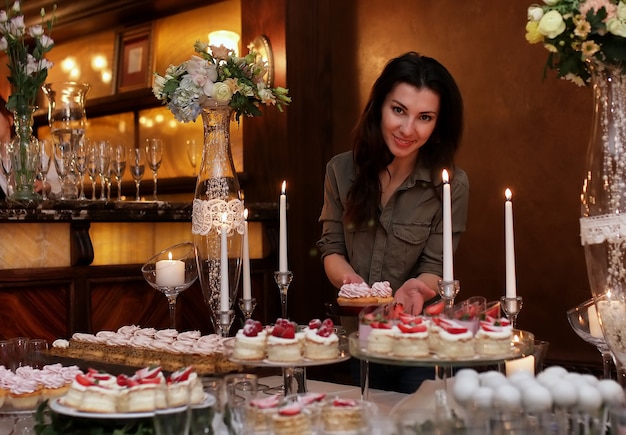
500 296 523 328
274 271 293 319
438 279 460 316
214 309 235 337
238 298 257 321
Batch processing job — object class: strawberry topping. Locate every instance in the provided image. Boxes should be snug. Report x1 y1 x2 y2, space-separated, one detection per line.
279 402 302 416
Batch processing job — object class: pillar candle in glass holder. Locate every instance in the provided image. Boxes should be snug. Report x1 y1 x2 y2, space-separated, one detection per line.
505 355 535 376
279 181 288 272
505 188 517 298
220 213 229 312
156 252 185 287
442 169 453 281
242 208 251 300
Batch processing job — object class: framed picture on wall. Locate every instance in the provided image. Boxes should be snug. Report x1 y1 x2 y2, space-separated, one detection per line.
115 24 154 93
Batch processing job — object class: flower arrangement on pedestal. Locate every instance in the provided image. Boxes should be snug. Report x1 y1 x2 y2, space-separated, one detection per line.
524 0 626 85
152 41 291 122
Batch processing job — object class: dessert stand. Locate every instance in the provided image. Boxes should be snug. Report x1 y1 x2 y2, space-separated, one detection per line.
349 329 535 399
225 334 350 396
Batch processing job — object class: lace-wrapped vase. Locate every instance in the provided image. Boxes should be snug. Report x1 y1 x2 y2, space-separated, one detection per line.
192 102 243 335
580 60 626 385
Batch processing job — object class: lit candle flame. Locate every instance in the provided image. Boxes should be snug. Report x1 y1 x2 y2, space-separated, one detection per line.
167 252 173 261
281 180 286 195
505 188 512 201
442 169 449 184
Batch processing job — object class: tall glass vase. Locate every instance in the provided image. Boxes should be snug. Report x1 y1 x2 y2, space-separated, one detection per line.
42 82 90 200
579 60 626 386
192 102 244 336
9 106 40 201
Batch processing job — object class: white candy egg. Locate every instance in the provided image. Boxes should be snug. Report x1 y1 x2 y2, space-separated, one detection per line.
597 379 626 405
452 376 480 405
522 383 553 412
550 379 578 408
508 371 536 389
480 371 509 389
471 386 494 409
538 365 568 379
580 374 599 385
576 384 603 412
494 383 522 410
455 368 479 380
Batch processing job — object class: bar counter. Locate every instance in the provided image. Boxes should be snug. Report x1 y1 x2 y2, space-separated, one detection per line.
0 200 276 268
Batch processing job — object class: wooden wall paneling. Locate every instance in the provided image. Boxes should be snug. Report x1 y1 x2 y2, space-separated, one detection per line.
242 0 336 323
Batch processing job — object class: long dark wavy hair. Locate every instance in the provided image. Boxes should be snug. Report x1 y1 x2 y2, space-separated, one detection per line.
345 52 464 227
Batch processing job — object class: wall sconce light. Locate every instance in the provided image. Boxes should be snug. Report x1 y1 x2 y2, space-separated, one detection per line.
208 30 240 56
249 35 274 88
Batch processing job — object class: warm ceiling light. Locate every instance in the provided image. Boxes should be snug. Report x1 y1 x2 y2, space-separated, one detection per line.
91 55 107 71
208 30 240 56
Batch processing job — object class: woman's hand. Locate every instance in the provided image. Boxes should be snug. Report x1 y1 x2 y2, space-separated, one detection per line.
394 277 437 315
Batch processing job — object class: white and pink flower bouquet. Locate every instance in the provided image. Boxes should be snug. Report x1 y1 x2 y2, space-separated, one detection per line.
152 41 291 123
0 1 56 112
525 0 626 85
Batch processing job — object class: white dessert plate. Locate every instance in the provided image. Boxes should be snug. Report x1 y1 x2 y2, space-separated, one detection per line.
49 392 215 419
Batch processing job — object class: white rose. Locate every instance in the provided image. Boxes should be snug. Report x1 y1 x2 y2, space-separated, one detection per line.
607 18 626 37
538 10 566 38
0 37 6 51
543 0 559 5
527 6 544 21
618 2 626 20
212 81 233 104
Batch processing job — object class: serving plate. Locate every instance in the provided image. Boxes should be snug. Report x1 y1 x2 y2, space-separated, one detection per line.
49 393 215 419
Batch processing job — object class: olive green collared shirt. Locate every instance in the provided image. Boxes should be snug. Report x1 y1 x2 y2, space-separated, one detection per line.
318 151 469 292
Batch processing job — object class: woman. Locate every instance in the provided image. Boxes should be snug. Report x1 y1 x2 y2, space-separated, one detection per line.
0 96 59 198
317 52 469 392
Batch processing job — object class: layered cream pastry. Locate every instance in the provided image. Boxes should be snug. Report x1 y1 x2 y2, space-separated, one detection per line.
392 318 429 358
321 398 367 433
366 322 394 355
304 318 339 360
266 319 301 362
232 320 267 360
436 319 474 359
474 317 513 356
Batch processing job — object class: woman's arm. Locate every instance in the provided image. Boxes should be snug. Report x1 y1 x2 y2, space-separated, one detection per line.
323 253 365 289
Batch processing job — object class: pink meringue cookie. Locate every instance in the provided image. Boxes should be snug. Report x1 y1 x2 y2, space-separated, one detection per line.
370 281 393 298
338 282 372 298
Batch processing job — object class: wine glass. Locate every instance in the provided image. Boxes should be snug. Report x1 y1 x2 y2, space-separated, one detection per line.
73 138 88 200
110 143 127 201
146 138 163 201
129 147 146 201
186 139 200 175
567 298 614 379
36 139 53 200
94 140 111 201
1 141 13 197
142 241 199 330
53 141 73 201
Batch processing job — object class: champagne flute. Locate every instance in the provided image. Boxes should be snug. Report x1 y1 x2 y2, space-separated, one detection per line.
130 147 146 201
94 140 111 201
37 139 53 200
86 139 97 200
53 141 72 201
146 138 163 201
73 138 88 200
111 143 127 201
186 139 199 175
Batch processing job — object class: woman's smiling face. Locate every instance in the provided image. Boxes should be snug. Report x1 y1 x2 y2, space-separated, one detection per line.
380 82 440 163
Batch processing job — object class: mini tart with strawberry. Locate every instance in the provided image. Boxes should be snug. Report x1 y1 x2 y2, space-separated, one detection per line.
267 319 302 362
321 398 367 433
474 317 513 356
435 319 475 359
247 394 282 433
304 318 339 360
116 367 164 413
392 316 430 358
271 402 313 435
232 319 267 361
60 369 121 413
365 319 394 355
